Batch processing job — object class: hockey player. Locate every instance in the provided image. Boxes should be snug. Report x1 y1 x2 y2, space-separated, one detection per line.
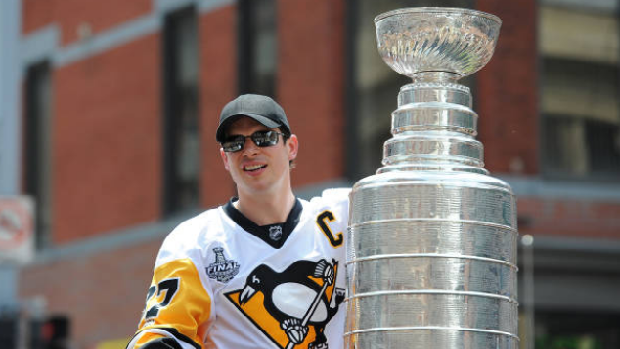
127 94 350 349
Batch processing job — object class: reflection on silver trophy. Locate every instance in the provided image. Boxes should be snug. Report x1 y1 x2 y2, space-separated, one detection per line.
346 7 519 349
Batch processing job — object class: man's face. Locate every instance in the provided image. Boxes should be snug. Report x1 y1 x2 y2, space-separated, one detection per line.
220 117 298 196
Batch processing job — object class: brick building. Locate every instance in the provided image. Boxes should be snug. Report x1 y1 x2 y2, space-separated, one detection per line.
1 0 619 348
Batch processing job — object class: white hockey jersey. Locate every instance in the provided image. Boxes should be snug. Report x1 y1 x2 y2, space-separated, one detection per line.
127 188 350 349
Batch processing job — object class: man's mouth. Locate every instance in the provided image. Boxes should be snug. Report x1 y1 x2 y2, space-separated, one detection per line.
244 164 267 172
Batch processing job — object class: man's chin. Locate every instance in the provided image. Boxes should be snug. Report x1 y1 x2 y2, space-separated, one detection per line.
238 178 271 192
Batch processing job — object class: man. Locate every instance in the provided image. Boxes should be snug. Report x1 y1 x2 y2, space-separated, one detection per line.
127 94 350 349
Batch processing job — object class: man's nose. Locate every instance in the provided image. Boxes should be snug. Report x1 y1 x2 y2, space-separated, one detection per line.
242 138 259 155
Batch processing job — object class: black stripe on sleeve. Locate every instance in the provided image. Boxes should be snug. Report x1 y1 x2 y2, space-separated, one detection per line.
158 328 202 349
129 328 202 349
141 338 182 349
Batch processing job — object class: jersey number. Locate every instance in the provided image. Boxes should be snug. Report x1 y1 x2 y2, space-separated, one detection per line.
144 278 179 319
317 210 343 247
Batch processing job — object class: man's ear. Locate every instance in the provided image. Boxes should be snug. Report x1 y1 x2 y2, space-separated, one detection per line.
287 134 299 161
220 148 230 171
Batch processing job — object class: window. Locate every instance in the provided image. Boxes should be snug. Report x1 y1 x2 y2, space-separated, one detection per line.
0 313 19 348
535 312 620 348
346 0 476 180
539 1 620 180
162 7 200 215
238 0 277 96
24 61 52 249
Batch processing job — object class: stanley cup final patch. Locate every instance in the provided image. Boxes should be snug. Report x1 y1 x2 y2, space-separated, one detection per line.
207 247 240 283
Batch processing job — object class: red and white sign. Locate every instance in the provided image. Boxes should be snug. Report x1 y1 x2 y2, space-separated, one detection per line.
0 196 34 264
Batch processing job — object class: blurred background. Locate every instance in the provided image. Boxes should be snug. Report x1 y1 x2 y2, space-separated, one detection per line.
0 0 619 348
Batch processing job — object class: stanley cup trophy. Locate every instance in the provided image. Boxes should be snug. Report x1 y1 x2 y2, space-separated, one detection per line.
345 8 519 349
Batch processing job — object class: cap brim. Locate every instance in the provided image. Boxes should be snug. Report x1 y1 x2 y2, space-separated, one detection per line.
243 113 281 129
216 113 282 142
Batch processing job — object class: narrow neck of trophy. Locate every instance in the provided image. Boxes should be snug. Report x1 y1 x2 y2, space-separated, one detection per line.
398 81 471 108
379 76 487 175
411 71 461 84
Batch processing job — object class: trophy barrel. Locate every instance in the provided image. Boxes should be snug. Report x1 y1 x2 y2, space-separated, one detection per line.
345 8 518 348
346 170 519 349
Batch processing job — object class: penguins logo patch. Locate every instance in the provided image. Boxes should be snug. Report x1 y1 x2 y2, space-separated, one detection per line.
206 247 240 283
225 259 345 349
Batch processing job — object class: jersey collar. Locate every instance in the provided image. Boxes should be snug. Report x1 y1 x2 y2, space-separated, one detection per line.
223 198 302 249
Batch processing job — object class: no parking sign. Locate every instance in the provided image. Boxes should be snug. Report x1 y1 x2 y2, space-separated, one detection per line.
0 196 34 264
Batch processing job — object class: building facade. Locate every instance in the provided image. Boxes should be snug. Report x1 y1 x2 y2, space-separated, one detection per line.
4 0 619 348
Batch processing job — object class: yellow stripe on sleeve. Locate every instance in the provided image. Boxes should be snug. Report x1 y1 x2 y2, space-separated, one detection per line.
135 258 211 348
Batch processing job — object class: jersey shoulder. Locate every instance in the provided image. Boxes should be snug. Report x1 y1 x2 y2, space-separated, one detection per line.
307 187 351 213
156 206 227 267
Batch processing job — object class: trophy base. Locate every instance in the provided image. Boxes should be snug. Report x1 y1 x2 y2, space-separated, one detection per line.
345 328 519 349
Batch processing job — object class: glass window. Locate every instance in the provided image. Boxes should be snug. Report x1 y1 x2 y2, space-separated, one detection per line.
535 312 620 349
24 61 52 250
346 0 476 180
238 0 277 96
539 1 620 180
162 7 200 214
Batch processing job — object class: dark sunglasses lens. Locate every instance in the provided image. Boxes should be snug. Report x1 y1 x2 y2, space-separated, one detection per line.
222 131 280 152
252 131 279 146
222 136 244 152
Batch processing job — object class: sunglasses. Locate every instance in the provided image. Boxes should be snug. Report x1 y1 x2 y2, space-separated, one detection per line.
222 130 286 153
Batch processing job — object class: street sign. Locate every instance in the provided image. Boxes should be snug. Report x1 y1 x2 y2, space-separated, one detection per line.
0 196 34 264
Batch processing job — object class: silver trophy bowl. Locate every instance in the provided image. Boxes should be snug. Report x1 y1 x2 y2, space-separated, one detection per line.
346 7 518 349
375 7 501 80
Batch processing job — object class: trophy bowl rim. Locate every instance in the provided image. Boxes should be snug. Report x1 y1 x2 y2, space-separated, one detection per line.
374 7 502 26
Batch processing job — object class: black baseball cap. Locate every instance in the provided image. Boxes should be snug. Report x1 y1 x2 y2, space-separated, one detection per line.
216 94 291 142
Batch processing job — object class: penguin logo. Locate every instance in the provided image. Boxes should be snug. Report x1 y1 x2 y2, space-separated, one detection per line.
225 259 345 349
